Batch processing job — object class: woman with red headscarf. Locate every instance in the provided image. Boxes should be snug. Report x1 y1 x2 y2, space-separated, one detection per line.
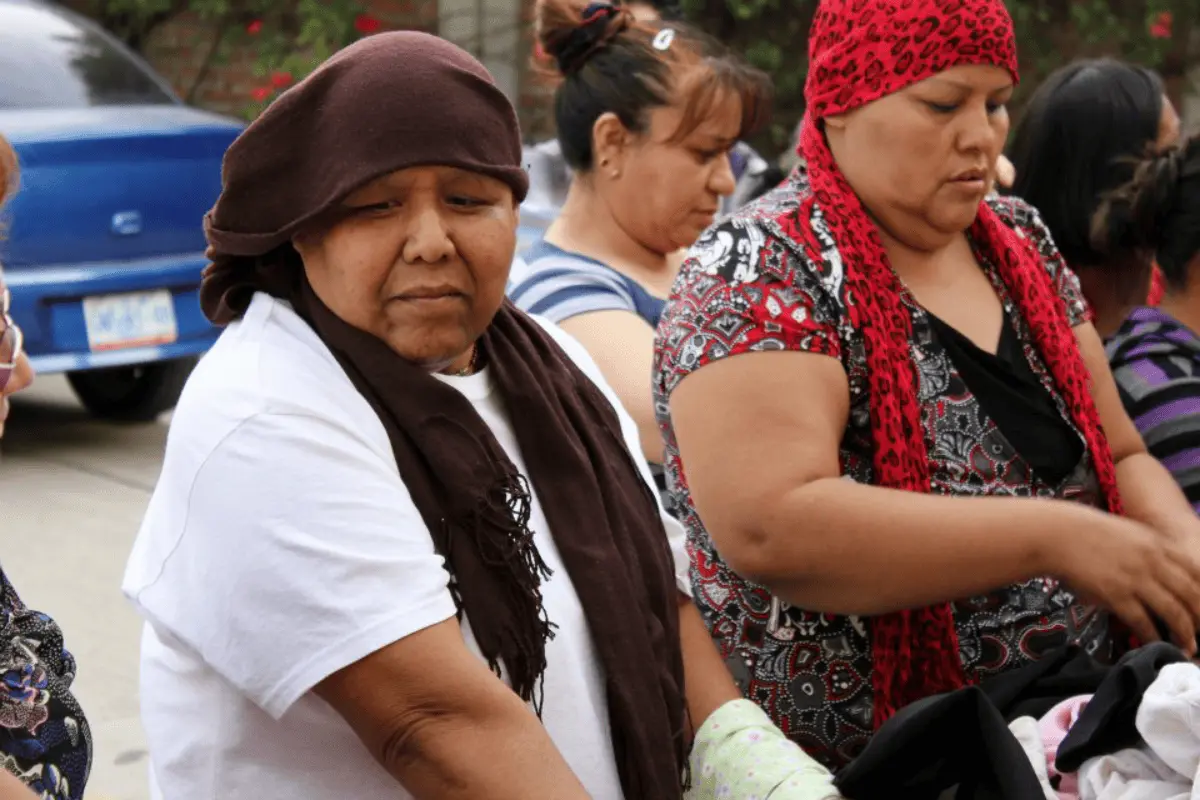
653 0 1200 768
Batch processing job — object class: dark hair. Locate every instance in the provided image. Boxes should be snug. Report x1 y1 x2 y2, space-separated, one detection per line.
1007 59 1166 270
535 0 771 172
1092 134 1200 292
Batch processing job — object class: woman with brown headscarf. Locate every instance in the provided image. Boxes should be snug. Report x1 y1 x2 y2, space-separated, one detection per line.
121 30 839 800
655 0 1200 769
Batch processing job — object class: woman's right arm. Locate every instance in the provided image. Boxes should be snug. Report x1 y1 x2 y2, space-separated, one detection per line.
316 620 590 799
127 410 591 800
668 347 1200 649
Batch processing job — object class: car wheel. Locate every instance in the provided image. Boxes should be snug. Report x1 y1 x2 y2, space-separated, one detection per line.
66 356 197 422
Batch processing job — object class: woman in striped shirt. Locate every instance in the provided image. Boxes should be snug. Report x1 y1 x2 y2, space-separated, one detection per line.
508 0 769 469
1103 134 1200 511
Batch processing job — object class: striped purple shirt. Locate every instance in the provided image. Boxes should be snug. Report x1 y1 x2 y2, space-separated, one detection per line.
1107 306 1200 512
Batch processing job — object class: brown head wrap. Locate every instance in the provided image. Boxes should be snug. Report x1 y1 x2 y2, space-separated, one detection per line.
198 31 688 799
201 31 528 323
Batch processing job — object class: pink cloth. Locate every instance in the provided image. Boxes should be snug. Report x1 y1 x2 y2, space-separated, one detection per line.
1039 695 1092 800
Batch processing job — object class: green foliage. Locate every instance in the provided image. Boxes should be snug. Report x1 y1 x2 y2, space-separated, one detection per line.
84 0 373 117
679 0 1199 154
83 0 1200 149
229 0 367 116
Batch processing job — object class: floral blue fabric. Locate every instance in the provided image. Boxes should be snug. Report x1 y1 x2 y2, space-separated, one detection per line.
0 566 90 799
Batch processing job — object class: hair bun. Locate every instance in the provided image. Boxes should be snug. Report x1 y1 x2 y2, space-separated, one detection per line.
541 2 631 75
1091 136 1200 270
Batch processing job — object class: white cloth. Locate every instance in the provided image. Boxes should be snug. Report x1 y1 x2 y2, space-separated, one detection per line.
1136 662 1200 786
1077 748 1188 800
1009 717 1058 800
122 293 691 800
1075 663 1200 800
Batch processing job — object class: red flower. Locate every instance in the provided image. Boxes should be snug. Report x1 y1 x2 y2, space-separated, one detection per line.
270 71 294 89
1150 10 1173 39
251 86 272 102
354 14 382 34
246 19 263 35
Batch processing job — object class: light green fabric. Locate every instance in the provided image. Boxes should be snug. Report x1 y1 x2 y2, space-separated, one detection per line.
686 699 844 799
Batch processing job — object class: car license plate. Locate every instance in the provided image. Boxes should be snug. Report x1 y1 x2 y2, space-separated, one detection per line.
82 290 178 352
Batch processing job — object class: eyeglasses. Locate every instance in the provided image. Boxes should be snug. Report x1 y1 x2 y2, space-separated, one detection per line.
0 289 23 392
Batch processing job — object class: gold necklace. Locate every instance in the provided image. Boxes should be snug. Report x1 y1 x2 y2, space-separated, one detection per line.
451 345 478 377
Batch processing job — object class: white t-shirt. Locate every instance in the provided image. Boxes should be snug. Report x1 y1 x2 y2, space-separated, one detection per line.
122 293 690 800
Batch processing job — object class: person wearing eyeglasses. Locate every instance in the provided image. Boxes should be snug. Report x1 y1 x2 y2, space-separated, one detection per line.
0 136 91 800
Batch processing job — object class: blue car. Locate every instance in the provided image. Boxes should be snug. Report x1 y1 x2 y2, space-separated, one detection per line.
0 0 241 420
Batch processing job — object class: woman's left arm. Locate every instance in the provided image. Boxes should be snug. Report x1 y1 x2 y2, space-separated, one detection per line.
1077 321 1198 536
678 596 741 728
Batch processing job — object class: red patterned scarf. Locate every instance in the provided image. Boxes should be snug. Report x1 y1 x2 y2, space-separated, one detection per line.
788 0 1123 729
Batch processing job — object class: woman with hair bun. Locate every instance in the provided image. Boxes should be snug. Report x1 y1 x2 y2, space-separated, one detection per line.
508 0 771 480
1102 135 1200 510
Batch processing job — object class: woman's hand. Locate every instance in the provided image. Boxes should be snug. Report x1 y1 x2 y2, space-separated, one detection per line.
1049 511 1200 655
994 154 1015 189
986 154 1015 194
0 352 33 439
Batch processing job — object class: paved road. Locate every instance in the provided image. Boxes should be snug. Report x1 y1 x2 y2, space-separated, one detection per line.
0 374 161 800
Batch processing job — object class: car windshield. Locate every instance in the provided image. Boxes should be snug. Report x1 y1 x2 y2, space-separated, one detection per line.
0 2 175 109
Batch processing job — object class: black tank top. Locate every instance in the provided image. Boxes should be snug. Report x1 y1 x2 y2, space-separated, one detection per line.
928 312 1083 487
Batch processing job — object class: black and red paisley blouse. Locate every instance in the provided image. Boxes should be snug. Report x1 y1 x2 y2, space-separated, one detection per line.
652 168 1110 768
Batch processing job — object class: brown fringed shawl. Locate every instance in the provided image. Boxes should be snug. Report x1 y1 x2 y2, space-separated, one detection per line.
200 31 688 798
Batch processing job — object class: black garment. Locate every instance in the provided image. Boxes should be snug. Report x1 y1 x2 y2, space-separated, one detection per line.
982 644 1110 722
928 312 1084 487
835 644 1189 799
1055 642 1188 772
834 686 1046 800
836 646 1108 799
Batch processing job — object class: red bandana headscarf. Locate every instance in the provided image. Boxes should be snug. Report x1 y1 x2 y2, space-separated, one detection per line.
790 0 1124 729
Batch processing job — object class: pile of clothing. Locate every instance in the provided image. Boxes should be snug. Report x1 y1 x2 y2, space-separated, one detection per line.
834 643 1200 799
